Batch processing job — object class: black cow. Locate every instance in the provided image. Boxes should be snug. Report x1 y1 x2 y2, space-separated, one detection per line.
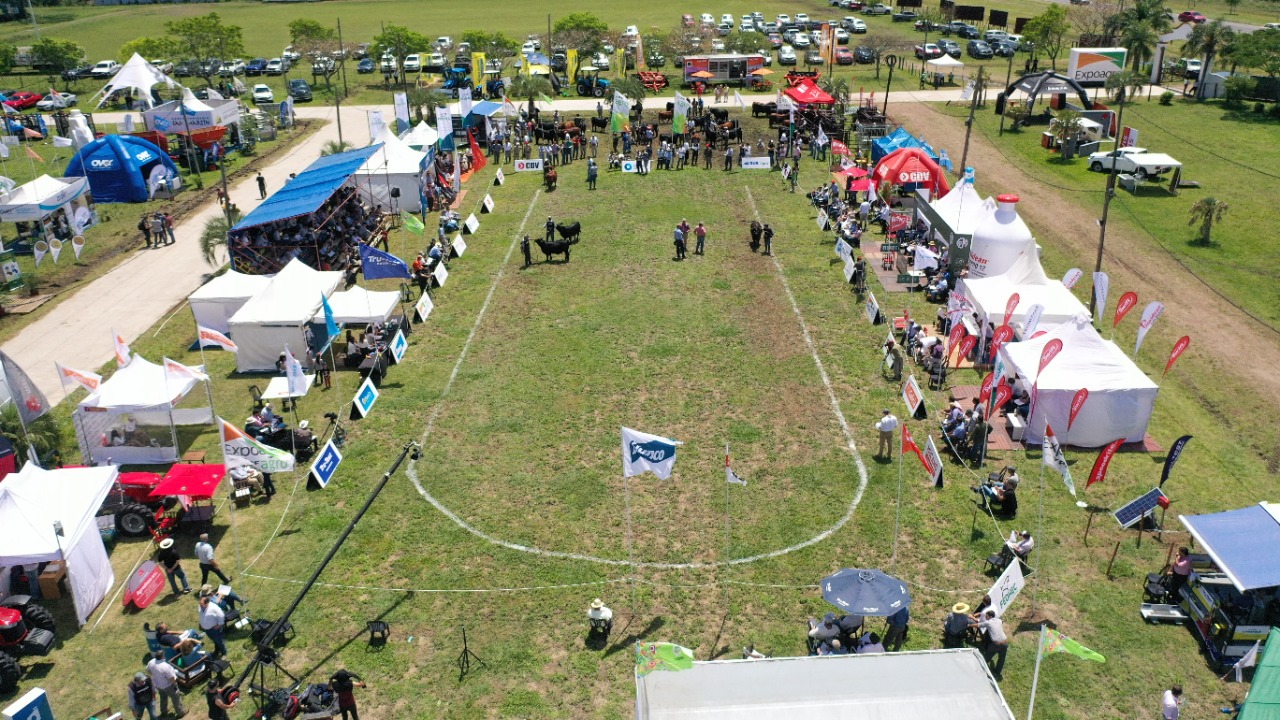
708 107 729 123
590 116 609 131
535 237 577 262
555 222 581 243
752 101 777 118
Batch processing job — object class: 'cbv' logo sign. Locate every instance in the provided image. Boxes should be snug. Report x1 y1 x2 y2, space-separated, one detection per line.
629 439 674 463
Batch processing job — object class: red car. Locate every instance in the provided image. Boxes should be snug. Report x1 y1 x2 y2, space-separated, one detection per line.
2 91 43 111
682 13 695 27
1178 10 1207 23
835 47 854 65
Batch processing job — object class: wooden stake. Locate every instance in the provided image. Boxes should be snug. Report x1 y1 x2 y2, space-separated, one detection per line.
1106 541 1121 579
1083 512 1095 547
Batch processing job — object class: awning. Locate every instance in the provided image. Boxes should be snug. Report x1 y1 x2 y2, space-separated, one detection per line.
150 463 226 501
1180 503 1280 591
232 145 380 231
468 100 503 117
783 78 834 106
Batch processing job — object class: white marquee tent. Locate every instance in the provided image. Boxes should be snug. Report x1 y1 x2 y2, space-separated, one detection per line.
999 313 1158 447
92 53 175 109
227 258 341 372
400 120 439 152
355 126 429 213
188 270 273 334
74 356 207 465
144 88 241 133
957 237 1090 334
0 464 118 625
322 286 401 325
636 649 1015 720
0 175 94 227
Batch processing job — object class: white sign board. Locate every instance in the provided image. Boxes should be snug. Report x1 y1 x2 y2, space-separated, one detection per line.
741 157 771 170
463 213 480 234
451 233 467 257
987 552 1026 617
433 261 449 287
414 292 434 322
902 374 924 417
621 159 638 173
482 194 495 213
494 168 505 185
816 210 829 231
1066 47 1128 86
922 435 944 487
865 291 881 324
389 329 408 364
513 158 543 172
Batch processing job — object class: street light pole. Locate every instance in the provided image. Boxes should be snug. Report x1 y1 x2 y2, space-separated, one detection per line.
958 65 983 175
1088 89 1126 318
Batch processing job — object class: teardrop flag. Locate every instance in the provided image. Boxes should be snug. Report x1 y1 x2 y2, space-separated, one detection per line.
1068 388 1089 432
948 322 967 351
1134 301 1164 355
1160 435 1192 487
1004 293 1020 327
1062 268 1083 289
979 372 994 404
1163 336 1190 377
992 324 1014 349
1024 304 1045 337
1113 291 1138 328
1086 438 1126 488
1038 339 1064 375
1092 272 1110 317
993 383 1013 412
958 335 977 361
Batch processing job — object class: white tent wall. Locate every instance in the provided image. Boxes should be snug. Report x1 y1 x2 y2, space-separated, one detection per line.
225 322 314 373
73 356 203 464
355 127 428 213
354 174 423 213
74 405 180 465
323 287 401 325
187 270 273 334
225 259 342 372
957 237 1089 333
65 525 112 625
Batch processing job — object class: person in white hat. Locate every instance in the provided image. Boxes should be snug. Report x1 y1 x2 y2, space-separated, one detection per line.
156 537 190 596
587 598 613 634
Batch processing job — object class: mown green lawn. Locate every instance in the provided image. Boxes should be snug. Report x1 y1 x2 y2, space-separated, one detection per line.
15 136 1274 719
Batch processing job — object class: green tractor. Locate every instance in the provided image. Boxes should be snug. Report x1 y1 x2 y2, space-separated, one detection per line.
574 67 611 98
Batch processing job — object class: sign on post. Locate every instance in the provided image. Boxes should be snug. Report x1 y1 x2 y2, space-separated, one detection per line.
309 439 343 489
987 553 1025 617
389 329 408 364
414 292 434 323
352 377 380 418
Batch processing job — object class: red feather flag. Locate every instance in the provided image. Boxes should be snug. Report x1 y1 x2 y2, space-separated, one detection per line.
1004 293 1021 327
992 324 1014 349
1038 339 1064 375
958 335 977 360
1113 291 1138 328
468 129 487 172
979 372 995 404
1068 388 1089 432
948 322 967 350
901 424 924 462
993 383 1013 411
1087 438 1126 488
1163 336 1191 377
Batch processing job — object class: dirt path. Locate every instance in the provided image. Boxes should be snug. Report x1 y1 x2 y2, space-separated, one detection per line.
891 102 1280 430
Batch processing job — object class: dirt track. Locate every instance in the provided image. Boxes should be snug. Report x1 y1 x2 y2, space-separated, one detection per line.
891 103 1280 456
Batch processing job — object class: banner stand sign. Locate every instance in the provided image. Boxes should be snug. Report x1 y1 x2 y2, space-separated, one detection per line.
463 213 480 234
481 194 495 213
494 168 505 185
865 291 882 325
741 157 771 170
987 551 1026 617
433 262 449 288
350 376 380 419
309 439 343 489
389 329 408 364
902 375 926 420
451 233 467 258
414 292 434 323
513 159 543 172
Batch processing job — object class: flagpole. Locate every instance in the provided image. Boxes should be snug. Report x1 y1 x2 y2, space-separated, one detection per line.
892 423 904 570
1027 624 1046 720
624 473 637 613
194 340 217 427
1034 413 1047 613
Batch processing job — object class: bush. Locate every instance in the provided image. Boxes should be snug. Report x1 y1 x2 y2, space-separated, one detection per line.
1270 104 1280 119
1160 90 1174 106
1222 75 1254 109
1255 102 1266 113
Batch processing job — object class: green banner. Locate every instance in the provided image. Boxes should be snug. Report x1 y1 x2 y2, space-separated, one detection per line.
636 642 694 676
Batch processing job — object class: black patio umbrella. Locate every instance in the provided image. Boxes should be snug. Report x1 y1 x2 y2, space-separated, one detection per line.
820 568 912 616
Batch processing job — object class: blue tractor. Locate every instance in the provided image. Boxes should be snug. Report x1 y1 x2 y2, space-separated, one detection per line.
441 66 475 98
574 67 610 98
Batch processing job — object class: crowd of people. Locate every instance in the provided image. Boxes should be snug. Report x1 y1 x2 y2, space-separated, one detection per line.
228 186 386 274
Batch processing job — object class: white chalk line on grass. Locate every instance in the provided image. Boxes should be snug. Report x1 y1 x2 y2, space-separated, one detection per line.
399 186 869 571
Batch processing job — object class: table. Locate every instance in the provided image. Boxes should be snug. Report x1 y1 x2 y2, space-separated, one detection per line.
181 450 207 464
904 270 926 290
261 374 315 411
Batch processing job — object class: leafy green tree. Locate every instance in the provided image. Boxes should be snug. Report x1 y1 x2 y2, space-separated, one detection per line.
1187 196 1228 244
1184 20 1236 99
289 18 334 46
460 30 519 61
553 12 608 35
371 25 431 71
1024 5 1070 70
1229 28 1280 101
0 404 64 469
509 73 554 115
1115 0 1173 70
117 37 178 65
165 13 245 87
31 37 85 87
0 42 17 75
290 18 342 89
1104 69 1145 101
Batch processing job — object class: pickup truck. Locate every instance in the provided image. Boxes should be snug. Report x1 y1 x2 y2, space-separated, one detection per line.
1087 146 1182 178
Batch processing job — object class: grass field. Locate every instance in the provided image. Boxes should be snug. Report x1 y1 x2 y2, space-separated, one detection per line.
12 131 1277 719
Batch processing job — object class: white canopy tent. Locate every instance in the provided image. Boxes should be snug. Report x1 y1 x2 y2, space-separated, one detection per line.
322 286 401 325
74 356 207 464
227 258 342 372
915 179 991 273
187 270 273 334
0 464 118 625
999 313 1158 447
957 237 1089 333
636 649 1015 720
400 120 439 151
927 54 966 69
0 175 94 227
355 126 429 212
144 88 241 133
92 53 176 109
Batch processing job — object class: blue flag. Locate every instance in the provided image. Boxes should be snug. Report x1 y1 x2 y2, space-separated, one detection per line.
358 242 411 280
321 294 340 341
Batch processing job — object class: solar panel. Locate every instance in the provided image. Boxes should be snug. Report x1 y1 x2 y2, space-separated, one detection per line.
1113 488 1167 529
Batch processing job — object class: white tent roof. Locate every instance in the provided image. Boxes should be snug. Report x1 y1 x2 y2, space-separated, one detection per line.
358 126 428 176
637 650 1015 720
227 258 342 325
78 355 199 412
322 286 401 325
188 269 273 303
0 175 90 222
928 180 992 235
93 53 176 109
0 463 118 625
958 238 1090 331
401 120 439 150
927 54 965 68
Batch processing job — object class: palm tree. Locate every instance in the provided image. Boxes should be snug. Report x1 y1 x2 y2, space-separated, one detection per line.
1184 20 1236 99
1116 0 1173 71
1104 69 1146 102
405 87 445 123
1051 108 1085 158
0 403 64 468
320 140 354 156
199 206 243 266
1188 196 1228 244
509 74 554 116
820 77 851 116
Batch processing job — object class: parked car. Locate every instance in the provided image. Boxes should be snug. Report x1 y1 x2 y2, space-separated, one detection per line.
967 40 994 58
380 53 397 72
835 28 850 43
1178 10 1207 23
311 56 335 74
265 58 286 75
1087 146 1181 177
151 59 174 74
436 36 453 50
252 84 274 104
863 4 893 15
427 52 446 72
984 29 1009 43
854 45 877 63
717 22 732 36
915 18 946 32
992 40 1018 57
682 13 695 26
89 60 120 78
768 32 784 48
1181 58 1202 78
711 39 726 51
835 47 854 64
61 64 94 81
956 24 980 39
779 46 798 65
803 50 822 65
844 17 867 32
592 52 610 70
353 43 370 59
776 13 791 24
357 58 375 74
701 12 715 24
647 51 667 67
938 39 962 58
404 53 422 72
3 91 43 111
245 58 267 76
219 59 245 76
35 91 76 110
915 43 942 59
286 78 312 101
282 46 301 62
792 33 811 48
892 10 917 21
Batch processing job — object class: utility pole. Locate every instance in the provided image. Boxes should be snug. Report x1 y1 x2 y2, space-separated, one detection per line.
998 51 1015 136
1089 89 1126 318
334 18 346 145
958 65 983 176
338 18 349 97
882 54 898 116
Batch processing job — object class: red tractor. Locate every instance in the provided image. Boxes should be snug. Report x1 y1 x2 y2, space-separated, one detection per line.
99 465 226 540
0 595 57 694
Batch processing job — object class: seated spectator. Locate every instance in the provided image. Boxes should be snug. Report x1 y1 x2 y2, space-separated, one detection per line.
975 467 1019 501
1006 530 1034 560
817 638 849 655
155 622 201 656
856 632 885 654
808 612 841 641
943 603 971 648
834 613 864 640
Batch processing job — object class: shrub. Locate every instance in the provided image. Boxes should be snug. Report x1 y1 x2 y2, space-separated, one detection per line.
1255 102 1266 113
1159 90 1174 105
1270 104 1280 119
1222 75 1253 109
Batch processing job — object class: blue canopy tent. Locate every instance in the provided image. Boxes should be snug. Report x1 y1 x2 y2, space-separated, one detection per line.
63 135 180 203
872 127 939 163
1181 503 1280 592
464 100 504 144
228 145 380 274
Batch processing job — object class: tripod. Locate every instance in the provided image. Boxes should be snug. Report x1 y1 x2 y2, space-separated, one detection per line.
246 646 300 715
456 625 487 681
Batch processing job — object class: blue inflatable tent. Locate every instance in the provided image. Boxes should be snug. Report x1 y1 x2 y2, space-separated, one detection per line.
872 127 939 163
64 135 180 204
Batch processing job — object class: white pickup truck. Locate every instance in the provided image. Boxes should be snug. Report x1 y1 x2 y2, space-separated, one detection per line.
1087 146 1182 178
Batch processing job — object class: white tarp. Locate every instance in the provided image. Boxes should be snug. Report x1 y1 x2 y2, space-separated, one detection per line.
401 120 439 150
0 464 118 626
322 286 401 325
927 54 965 68
355 126 428 212
227 258 342 372
999 313 1158 447
636 649 1015 720
0 175 90 222
958 238 1090 333
187 270 273 334
92 53 175 109
144 89 241 132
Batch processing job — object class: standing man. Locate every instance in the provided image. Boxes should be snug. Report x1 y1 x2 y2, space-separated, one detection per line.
198 592 227 657
329 669 367 720
194 533 230 585
164 212 177 245
723 144 734 171
147 651 185 718
157 538 191 597
150 213 165 248
256 172 267 199
545 216 555 243
1161 685 1183 720
521 235 532 268
673 225 686 260
587 598 614 634
586 158 598 190
971 610 1008 678
859 197 871 229
589 134 598 158
874 409 899 459
762 223 774 255
206 679 237 720
883 605 909 651
704 141 714 169
127 671 158 720
693 222 707 255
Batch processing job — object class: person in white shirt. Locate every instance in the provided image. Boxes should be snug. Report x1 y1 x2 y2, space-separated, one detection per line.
194 533 230 585
147 651 185 718
198 594 227 656
874 409 900 459
808 612 841 642
587 598 613 635
1006 530 1035 560
971 610 1008 676
1161 685 1183 720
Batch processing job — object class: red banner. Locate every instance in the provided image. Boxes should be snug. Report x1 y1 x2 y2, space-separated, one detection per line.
831 139 850 156
1113 291 1138 328
993 383 1013 411
888 212 911 233
1003 293 1020 327
958 335 977 361
992 324 1014 348
948 322 967 350
1068 388 1089 432
468 129 487 172
1038 339 1064 375
979 372 995 404
1163 336 1191 377
901 424 923 461
1087 438 1126 488
123 560 166 610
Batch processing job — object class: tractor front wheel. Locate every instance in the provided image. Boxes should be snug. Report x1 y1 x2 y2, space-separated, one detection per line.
0 653 21 695
116 503 153 537
21 604 55 634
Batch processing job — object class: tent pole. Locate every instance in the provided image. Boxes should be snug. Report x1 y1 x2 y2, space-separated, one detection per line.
1026 624 1046 720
